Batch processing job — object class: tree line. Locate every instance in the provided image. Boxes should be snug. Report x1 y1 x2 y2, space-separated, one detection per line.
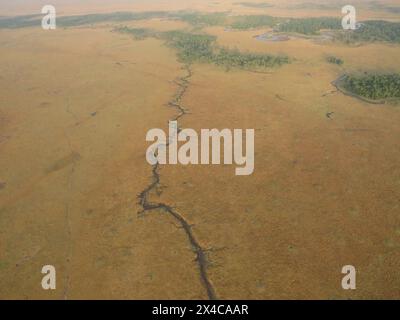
336 21 400 44
162 30 290 68
115 27 290 69
276 17 342 35
3 10 399 45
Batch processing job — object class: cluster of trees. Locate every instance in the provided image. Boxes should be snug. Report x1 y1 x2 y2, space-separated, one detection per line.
326 56 344 65
229 15 279 30
213 48 289 69
173 12 227 27
168 12 283 31
274 18 400 44
159 30 289 69
161 31 216 63
336 21 400 44
276 17 342 35
114 26 154 40
342 73 400 100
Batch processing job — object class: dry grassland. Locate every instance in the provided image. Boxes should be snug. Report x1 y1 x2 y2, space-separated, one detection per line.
0 0 399 299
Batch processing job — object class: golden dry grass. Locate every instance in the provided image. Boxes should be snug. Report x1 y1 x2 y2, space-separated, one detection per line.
0 0 400 299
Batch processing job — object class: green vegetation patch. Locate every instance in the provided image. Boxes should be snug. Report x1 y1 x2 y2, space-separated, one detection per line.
116 27 290 70
172 12 227 27
161 30 217 63
336 20 400 44
229 15 280 30
340 73 400 101
276 17 342 35
162 30 290 68
275 18 400 43
114 26 155 40
213 47 290 69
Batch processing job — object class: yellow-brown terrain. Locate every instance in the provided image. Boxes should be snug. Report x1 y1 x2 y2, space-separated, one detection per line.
0 0 399 299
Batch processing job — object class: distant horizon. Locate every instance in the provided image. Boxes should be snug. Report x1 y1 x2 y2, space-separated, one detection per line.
1 0 399 16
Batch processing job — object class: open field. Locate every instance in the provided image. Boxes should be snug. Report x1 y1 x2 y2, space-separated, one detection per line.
0 0 400 299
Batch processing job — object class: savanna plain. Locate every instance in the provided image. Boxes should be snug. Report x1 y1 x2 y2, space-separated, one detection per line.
0 0 400 299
